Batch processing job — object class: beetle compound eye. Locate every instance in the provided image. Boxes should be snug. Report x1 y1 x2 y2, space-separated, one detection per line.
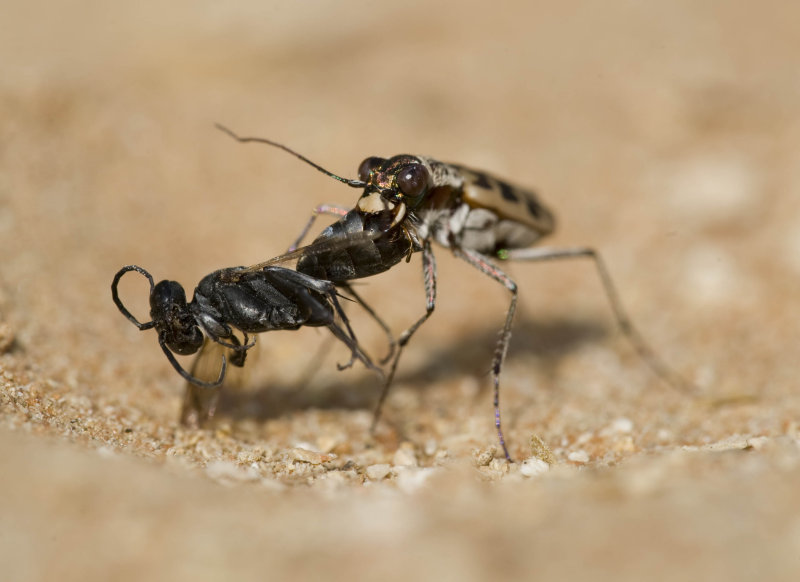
396 164 430 199
358 157 384 182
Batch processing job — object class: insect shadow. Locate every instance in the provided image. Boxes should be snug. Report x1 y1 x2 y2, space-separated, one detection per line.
213 316 607 423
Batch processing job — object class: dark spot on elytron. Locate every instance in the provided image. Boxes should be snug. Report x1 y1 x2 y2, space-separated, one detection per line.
526 197 542 218
499 181 519 202
472 172 493 189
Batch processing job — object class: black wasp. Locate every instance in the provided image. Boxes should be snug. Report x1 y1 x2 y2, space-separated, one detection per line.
111 264 380 416
217 125 691 460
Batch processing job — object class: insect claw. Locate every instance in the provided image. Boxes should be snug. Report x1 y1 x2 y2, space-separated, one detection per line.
336 357 356 372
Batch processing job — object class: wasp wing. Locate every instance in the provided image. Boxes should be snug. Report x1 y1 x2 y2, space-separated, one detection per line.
179 338 258 427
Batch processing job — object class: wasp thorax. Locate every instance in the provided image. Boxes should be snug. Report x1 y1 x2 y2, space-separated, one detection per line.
150 280 203 355
357 191 395 214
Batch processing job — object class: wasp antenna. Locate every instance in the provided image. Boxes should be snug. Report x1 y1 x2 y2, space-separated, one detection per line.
159 338 227 388
214 123 366 188
112 265 156 330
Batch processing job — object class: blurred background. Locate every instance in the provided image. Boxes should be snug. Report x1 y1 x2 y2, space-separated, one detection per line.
1 1 799 579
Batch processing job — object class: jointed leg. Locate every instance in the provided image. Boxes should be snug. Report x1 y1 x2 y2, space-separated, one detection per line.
327 290 384 379
339 283 397 365
452 247 517 462
371 239 437 431
502 246 693 393
288 204 351 251
201 329 256 354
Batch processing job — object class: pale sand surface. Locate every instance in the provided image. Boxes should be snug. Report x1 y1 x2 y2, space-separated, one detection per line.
1 2 799 580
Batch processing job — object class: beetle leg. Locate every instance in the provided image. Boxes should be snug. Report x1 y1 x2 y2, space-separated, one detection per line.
371 239 437 433
451 247 517 462
288 204 351 251
501 246 693 394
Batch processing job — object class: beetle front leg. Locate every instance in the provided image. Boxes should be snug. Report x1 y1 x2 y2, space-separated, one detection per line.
288 204 351 251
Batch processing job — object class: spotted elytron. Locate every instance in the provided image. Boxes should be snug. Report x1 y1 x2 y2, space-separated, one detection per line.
217 125 690 460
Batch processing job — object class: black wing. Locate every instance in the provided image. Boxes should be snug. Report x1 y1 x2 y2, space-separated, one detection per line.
179 338 257 427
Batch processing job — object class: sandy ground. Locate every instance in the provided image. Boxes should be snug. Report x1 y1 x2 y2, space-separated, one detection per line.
1 1 800 580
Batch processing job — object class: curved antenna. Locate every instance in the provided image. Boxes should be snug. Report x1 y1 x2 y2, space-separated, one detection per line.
215 124 367 188
112 265 156 330
159 337 227 388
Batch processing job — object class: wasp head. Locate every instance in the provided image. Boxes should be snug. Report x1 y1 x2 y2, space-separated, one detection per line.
150 280 204 356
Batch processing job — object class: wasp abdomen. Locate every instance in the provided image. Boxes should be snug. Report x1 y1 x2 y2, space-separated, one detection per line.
296 209 414 282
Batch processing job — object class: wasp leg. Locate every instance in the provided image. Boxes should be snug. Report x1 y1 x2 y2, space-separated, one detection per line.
202 328 257 353
450 247 516 462
326 290 384 379
229 333 250 367
339 283 397 365
501 246 694 394
371 240 437 432
263 268 380 376
288 204 351 251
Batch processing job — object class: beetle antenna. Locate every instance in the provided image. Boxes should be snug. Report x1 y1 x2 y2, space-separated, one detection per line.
215 124 366 188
